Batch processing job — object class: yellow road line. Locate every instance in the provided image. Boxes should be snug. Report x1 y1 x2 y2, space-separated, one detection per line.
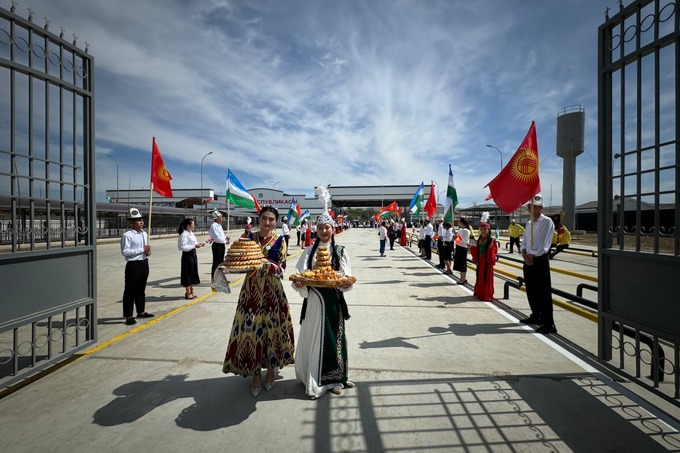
0 249 305 399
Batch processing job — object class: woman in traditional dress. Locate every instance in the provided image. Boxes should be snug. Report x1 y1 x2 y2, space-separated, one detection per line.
178 218 204 299
399 218 408 247
292 212 355 399
222 206 295 397
470 222 498 301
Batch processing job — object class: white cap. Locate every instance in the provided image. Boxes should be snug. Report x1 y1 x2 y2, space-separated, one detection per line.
528 194 543 207
128 208 144 220
211 210 223 219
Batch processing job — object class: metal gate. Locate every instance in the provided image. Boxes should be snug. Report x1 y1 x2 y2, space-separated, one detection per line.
598 0 680 401
0 5 96 387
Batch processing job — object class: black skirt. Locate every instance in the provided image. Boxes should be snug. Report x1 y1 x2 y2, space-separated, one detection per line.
453 245 468 272
180 249 201 287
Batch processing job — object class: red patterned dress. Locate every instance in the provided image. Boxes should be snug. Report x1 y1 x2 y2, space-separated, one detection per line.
222 233 295 377
470 235 498 302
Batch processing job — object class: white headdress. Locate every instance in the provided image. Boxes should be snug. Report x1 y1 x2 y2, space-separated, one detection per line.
480 211 490 224
317 211 335 226
246 217 252 225
315 185 331 211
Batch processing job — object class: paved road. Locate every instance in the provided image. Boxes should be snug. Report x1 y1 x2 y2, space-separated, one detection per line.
1 228 679 452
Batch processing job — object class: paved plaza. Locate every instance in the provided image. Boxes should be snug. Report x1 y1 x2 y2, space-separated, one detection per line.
1 227 679 452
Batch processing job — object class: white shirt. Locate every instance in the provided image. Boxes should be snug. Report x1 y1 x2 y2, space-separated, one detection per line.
209 221 227 244
442 227 454 242
521 213 555 256
281 223 290 236
378 225 387 240
437 223 444 237
293 241 353 297
178 230 199 252
421 223 434 237
456 228 470 248
120 229 148 261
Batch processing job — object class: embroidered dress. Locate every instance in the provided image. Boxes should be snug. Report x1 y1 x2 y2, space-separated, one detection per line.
470 236 498 302
222 233 295 377
293 242 353 398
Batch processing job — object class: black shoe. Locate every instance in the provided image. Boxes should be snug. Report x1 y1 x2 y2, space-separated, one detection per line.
536 324 557 334
456 280 467 285
125 317 137 325
519 316 541 325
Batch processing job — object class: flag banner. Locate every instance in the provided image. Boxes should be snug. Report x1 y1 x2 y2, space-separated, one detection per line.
226 169 256 209
151 137 173 198
424 181 437 218
376 201 399 219
484 121 541 214
443 164 458 223
299 209 310 223
288 198 302 226
409 182 424 216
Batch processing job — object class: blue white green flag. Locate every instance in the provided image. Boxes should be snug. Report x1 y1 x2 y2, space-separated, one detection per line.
443 165 458 223
226 169 256 210
409 182 424 216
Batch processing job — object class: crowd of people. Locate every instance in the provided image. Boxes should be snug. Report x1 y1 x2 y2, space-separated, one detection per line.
117 194 563 399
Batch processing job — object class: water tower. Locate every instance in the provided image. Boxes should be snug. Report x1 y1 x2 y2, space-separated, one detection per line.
556 105 585 230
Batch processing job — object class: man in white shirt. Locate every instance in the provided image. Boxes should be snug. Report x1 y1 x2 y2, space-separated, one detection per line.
120 208 153 325
281 216 291 255
519 194 556 334
421 219 434 260
209 210 229 283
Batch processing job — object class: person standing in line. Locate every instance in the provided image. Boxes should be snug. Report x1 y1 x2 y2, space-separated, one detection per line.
178 218 205 300
453 218 471 285
222 206 295 397
418 221 425 256
281 216 291 254
296 222 301 246
508 218 524 254
421 219 434 260
399 218 408 247
209 210 230 285
292 212 355 399
388 220 397 250
549 214 571 259
378 221 388 257
120 208 153 325
435 217 445 269
441 221 455 275
310 221 317 241
470 222 498 301
520 194 557 334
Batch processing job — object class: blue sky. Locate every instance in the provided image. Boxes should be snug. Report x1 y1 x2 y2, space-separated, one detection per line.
14 0 618 207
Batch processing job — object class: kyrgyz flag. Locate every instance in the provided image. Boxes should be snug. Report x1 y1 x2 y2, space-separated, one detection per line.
151 137 173 198
226 169 258 210
423 181 437 219
288 198 302 226
484 121 541 213
409 182 424 216
443 164 458 223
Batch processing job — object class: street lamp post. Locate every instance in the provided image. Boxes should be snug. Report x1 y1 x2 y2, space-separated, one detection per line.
106 154 119 203
486 144 503 171
200 151 213 230
272 181 280 190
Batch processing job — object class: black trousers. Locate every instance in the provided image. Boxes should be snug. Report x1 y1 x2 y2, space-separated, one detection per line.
523 254 553 324
123 260 149 318
437 239 444 267
423 235 432 260
211 242 226 281
509 236 521 253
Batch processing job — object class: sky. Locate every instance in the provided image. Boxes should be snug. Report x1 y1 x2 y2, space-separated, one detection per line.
6 0 621 208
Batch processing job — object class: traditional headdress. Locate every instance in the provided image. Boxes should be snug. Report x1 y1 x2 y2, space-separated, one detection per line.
245 217 252 229
211 209 223 219
480 211 490 224
317 211 335 226
127 207 144 220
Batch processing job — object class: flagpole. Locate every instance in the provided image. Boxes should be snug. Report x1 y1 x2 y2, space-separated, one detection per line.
530 199 534 248
148 182 154 241
227 200 231 240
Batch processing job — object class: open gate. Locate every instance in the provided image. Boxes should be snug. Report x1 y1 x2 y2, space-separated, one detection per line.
0 5 96 387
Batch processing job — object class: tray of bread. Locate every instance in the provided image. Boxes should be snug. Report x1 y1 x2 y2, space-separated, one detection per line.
289 246 356 288
221 239 264 272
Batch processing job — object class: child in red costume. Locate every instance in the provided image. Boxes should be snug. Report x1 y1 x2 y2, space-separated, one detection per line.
469 222 498 302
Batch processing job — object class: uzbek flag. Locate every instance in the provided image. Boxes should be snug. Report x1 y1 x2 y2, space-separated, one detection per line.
299 209 310 223
226 169 258 210
409 182 424 216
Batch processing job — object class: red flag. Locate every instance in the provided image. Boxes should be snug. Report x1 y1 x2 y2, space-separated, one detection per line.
328 210 335 218
424 182 437 218
254 198 262 214
484 121 541 213
151 138 173 198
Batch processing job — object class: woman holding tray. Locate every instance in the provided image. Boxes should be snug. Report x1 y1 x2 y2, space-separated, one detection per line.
292 211 355 399
222 206 295 398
